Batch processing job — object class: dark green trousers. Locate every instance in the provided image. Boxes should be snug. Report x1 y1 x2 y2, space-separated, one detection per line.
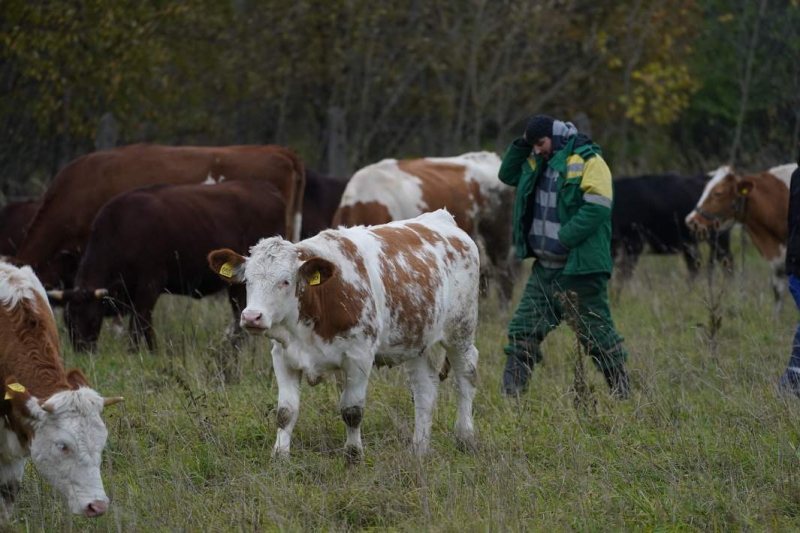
504 261 628 371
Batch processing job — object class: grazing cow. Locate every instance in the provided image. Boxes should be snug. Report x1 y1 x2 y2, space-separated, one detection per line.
208 210 480 462
48 180 287 352
332 152 516 304
0 261 122 518
301 168 349 239
15 144 304 289
612 173 732 279
686 164 798 306
0 198 41 256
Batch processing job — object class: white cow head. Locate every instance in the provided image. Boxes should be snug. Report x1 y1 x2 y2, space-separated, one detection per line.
4 374 122 517
208 238 337 338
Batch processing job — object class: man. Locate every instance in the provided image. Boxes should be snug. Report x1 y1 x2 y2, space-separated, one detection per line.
780 151 800 395
498 114 630 398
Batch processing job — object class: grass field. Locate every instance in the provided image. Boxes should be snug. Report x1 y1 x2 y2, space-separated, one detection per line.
8 237 800 532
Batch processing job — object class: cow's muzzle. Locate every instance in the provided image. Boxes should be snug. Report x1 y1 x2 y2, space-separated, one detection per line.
241 309 269 332
84 500 108 518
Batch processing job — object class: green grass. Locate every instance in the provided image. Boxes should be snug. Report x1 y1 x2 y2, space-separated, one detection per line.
9 238 800 532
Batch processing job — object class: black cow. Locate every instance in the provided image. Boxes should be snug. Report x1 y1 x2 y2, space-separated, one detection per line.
300 168 348 239
49 180 286 352
612 173 732 279
0 198 41 256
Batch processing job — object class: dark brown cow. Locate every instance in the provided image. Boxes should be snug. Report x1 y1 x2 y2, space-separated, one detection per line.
332 152 516 304
49 180 287 352
16 144 304 289
686 163 797 306
0 198 41 256
300 168 348 239
0 261 122 518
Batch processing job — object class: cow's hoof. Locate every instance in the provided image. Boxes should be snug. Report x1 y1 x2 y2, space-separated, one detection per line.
344 445 363 466
456 437 478 453
272 447 291 460
455 434 477 453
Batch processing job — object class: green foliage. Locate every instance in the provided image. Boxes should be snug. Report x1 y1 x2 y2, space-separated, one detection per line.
0 0 797 194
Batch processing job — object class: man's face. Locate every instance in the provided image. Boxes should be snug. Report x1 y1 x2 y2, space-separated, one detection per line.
533 136 553 161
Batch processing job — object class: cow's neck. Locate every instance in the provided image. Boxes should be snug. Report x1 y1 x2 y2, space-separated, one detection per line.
740 191 788 261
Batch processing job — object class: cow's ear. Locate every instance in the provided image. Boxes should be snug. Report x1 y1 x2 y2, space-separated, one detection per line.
65 368 90 390
737 180 755 197
208 249 246 283
4 377 42 420
298 258 337 288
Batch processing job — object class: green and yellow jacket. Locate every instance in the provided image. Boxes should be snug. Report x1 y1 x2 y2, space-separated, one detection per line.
498 136 614 276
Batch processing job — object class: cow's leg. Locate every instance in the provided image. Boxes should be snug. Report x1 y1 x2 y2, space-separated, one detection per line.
226 284 247 348
130 289 159 351
403 354 440 455
0 458 25 519
446 343 478 451
772 263 788 314
272 341 301 458
682 242 702 279
130 305 156 351
339 358 372 465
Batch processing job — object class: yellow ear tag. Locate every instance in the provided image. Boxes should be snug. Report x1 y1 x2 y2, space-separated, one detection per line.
5 383 25 400
219 262 234 278
309 271 321 286
740 188 751 196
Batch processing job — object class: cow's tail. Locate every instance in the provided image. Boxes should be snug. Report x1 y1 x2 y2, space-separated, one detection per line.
284 149 306 243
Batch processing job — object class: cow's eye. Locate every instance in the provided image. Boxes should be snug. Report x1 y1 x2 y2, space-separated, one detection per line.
280 279 291 287
55 443 69 454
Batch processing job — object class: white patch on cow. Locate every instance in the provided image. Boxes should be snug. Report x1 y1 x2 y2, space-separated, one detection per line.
203 173 216 185
0 262 51 314
695 165 732 211
218 174 226 182
339 159 428 220
293 212 302 242
769 163 797 188
28 388 110 515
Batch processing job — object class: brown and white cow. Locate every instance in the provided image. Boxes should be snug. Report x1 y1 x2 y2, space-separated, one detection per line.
0 198 41 257
208 210 480 462
0 261 122 518
686 164 798 305
16 144 305 289
48 180 287 352
332 152 516 304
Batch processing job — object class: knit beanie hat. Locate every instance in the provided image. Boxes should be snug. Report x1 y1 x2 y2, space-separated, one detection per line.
525 114 555 143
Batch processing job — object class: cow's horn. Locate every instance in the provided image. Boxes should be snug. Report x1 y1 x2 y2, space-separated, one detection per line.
39 401 56 413
103 396 124 407
94 288 109 299
46 290 65 302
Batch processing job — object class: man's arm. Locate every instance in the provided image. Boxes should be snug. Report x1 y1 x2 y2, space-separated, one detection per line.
498 138 534 187
558 156 613 249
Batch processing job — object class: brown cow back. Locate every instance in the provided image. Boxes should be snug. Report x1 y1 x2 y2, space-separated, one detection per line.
17 144 304 288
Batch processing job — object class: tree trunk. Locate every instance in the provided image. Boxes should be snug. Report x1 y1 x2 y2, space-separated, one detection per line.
730 0 768 166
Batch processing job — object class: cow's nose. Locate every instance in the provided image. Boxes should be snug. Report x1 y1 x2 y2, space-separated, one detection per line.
85 500 108 518
241 309 264 328
685 213 698 230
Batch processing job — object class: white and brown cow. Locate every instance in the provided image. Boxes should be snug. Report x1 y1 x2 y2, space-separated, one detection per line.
208 210 480 462
686 163 798 306
333 152 517 305
0 261 122 518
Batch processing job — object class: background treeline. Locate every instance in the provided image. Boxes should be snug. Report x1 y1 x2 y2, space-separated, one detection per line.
1 0 798 201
